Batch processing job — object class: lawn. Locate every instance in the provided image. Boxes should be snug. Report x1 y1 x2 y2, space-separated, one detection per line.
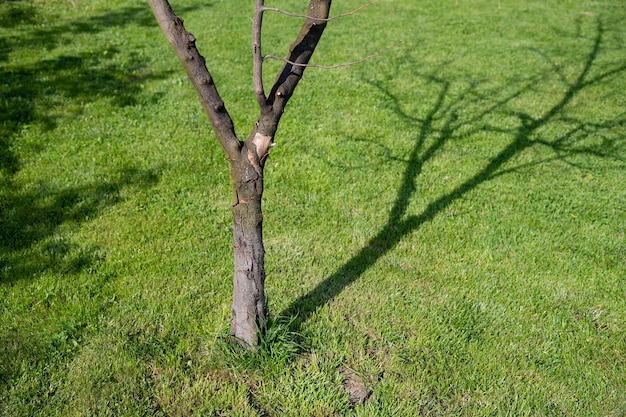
1 0 625 415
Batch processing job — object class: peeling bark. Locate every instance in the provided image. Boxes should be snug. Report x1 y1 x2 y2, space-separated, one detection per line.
231 196 265 345
228 143 266 346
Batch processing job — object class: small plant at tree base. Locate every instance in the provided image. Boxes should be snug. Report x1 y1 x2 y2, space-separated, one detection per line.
219 315 304 370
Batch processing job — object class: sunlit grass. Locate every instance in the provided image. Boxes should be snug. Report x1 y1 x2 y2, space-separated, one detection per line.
1 0 625 416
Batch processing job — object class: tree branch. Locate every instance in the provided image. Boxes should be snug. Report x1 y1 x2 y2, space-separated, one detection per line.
244 0 332 165
252 0 267 109
262 0 378 22
266 0 332 119
147 0 241 160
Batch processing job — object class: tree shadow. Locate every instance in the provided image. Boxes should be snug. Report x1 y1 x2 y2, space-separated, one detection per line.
0 163 163 406
0 165 162 284
0 2 203 50
280 18 625 331
0 165 162 385
0 2 197 283
0 2 206 174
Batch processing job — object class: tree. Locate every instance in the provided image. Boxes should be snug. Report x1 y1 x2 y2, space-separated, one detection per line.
147 0 333 347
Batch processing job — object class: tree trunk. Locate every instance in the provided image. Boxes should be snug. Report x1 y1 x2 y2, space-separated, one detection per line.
229 144 266 346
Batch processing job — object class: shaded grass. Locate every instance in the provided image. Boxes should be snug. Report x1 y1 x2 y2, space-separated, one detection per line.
1 0 625 416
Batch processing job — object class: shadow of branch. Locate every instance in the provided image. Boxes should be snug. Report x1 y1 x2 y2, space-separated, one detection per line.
280 18 625 332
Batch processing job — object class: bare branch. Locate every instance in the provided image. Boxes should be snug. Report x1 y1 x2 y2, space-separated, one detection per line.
262 0 379 22
245 0 333 164
264 0 332 119
264 41 402 69
148 0 240 159
252 0 267 109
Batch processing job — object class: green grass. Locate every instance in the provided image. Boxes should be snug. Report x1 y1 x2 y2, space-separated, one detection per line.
1 0 625 415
